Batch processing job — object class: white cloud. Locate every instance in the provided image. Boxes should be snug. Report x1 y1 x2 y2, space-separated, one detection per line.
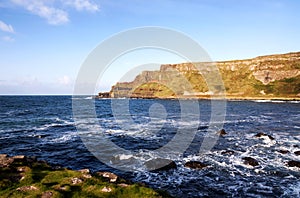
2 36 15 42
58 75 73 86
64 0 99 12
10 0 100 25
11 0 69 25
0 20 15 33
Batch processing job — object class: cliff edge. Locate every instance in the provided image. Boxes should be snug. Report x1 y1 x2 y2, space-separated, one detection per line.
100 52 300 99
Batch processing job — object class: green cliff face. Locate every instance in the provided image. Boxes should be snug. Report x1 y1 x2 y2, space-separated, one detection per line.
107 52 300 99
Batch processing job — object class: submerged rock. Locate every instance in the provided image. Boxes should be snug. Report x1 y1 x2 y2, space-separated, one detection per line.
184 161 207 169
254 132 275 140
144 158 177 171
287 160 300 168
242 157 259 166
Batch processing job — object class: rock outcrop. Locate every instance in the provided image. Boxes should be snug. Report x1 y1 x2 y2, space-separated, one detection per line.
0 154 170 198
101 52 300 99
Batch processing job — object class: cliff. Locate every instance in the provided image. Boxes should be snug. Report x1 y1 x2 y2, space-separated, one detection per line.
102 52 300 99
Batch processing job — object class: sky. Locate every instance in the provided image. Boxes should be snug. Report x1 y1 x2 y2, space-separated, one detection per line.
0 0 300 95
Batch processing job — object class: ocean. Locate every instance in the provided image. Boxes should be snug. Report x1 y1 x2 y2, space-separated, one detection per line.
0 96 299 197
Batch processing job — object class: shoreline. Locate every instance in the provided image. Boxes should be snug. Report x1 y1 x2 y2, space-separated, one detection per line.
96 95 300 101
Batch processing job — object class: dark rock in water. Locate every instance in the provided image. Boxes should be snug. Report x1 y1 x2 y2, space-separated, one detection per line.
294 151 300 156
144 158 177 171
267 135 275 140
218 129 227 136
277 150 289 154
221 150 235 155
293 145 299 148
287 160 300 168
184 161 207 169
242 157 259 166
198 125 209 130
254 132 274 140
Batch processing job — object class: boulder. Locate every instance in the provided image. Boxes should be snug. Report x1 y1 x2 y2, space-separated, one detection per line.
101 186 112 192
184 161 207 169
144 158 177 171
96 171 118 182
287 160 300 168
71 177 83 185
242 157 259 166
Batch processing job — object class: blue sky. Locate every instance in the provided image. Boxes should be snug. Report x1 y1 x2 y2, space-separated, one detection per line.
0 0 299 94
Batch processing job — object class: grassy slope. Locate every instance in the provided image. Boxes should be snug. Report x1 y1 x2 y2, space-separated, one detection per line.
0 157 170 198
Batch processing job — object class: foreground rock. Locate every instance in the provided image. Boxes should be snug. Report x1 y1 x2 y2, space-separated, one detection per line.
96 171 119 182
184 161 207 170
0 154 171 198
242 157 259 167
144 158 177 171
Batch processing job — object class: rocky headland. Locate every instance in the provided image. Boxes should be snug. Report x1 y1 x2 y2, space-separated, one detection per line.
99 51 300 100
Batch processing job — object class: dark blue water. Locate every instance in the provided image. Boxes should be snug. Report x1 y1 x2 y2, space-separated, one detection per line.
0 96 300 197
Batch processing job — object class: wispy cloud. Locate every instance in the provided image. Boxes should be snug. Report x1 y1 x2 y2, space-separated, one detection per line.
2 36 15 42
11 0 69 25
63 0 99 12
0 20 15 33
10 0 99 25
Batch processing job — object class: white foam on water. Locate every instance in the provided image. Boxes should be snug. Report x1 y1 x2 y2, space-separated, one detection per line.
49 133 75 143
118 154 134 160
253 100 272 103
289 101 300 103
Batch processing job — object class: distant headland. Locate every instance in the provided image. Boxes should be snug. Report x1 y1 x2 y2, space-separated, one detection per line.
98 52 300 100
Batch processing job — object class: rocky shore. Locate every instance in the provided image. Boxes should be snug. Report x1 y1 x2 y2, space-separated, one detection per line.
0 154 171 197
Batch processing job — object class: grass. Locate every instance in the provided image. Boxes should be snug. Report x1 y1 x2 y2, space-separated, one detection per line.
0 157 171 198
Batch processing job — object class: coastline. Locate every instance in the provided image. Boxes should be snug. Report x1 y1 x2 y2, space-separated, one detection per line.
96 94 300 101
